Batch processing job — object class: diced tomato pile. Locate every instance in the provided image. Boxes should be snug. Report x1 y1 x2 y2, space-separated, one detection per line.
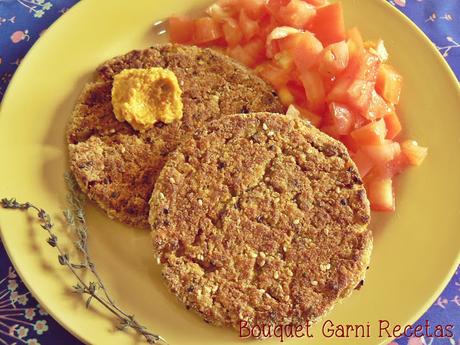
167 0 428 212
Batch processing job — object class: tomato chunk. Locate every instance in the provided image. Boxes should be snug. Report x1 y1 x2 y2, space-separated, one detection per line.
206 4 233 22
361 140 401 164
227 45 253 66
341 135 360 153
298 107 322 127
350 118 387 145
352 150 373 177
309 2 346 46
384 111 402 139
255 62 290 87
227 37 265 67
299 68 326 113
266 0 290 15
222 18 243 46
239 10 259 41
239 0 268 19
328 51 381 113
326 102 355 135
389 151 410 176
376 64 403 105
368 177 395 212
353 114 369 129
365 90 392 120
168 17 195 44
194 17 223 45
304 0 330 6
279 32 324 74
274 50 295 70
286 80 307 104
278 86 296 105
278 0 316 29
365 39 389 62
347 27 364 57
166 0 426 215
285 104 322 128
266 27 302 58
401 140 428 166
319 41 350 78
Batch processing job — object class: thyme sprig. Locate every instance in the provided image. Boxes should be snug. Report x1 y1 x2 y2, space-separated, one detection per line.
1 174 167 344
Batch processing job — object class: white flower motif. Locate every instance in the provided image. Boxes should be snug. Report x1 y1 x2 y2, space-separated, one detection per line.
7 279 18 291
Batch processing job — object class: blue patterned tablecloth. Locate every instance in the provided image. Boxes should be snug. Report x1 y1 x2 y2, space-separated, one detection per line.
0 0 459 344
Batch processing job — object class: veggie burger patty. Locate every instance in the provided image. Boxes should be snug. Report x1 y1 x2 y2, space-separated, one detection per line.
67 44 284 228
150 112 372 331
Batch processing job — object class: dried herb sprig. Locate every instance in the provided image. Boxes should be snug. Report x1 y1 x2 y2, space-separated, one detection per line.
1 173 167 344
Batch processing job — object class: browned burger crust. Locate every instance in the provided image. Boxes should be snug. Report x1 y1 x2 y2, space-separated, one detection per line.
67 44 284 228
150 113 372 331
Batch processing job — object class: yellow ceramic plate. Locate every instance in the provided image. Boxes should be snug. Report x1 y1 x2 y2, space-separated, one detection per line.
0 0 459 344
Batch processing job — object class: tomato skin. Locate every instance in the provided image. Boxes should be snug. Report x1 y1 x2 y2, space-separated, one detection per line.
384 111 402 139
193 17 223 45
168 17 195 44
222 18 243 46
376 64 403 105
279 32 324 74
318 41 350 78
277 0 316 29
299 68 326 113
367 177 395 212
401 140 428 166
308 2 346 46
350 118 387 145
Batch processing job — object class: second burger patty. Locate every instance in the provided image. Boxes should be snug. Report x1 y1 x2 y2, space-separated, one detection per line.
67 44 284 228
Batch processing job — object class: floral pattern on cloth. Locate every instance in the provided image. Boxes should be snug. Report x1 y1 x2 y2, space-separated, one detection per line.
0 248 82 345
0 243 82 344
0 0 458 344
389 0 460 72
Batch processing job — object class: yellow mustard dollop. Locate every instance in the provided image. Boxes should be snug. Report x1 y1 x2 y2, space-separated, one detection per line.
111 68 183 131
